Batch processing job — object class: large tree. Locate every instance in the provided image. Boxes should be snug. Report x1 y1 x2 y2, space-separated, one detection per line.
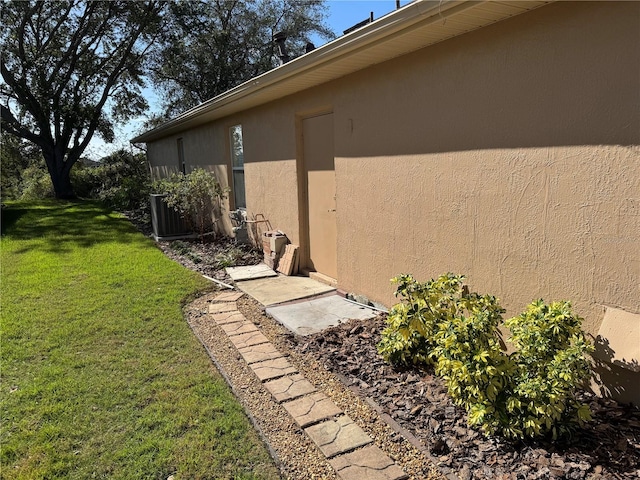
151 0 333 117
1 1 164 199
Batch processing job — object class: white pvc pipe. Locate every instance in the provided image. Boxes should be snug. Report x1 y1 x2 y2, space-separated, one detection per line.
203 275 234 290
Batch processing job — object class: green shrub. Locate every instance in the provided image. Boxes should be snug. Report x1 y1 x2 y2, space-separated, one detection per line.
212 246 247 270
168 240 202 263
169 240 192 255
70 149 152 210
1 133 43 201
377 273 465 366
19 165 54 200
431 290 512 436
155 168 228 241
377 273 594 440
503 300 594 439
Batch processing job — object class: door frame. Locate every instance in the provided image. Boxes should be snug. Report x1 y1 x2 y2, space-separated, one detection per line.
295 106 334 275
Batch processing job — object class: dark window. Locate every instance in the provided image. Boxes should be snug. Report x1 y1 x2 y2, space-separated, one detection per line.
229 125 245 208
177 138 186 174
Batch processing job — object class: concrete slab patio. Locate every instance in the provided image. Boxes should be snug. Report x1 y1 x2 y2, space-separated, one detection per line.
266 294 378 335
235 274 335 306
226 264 278 281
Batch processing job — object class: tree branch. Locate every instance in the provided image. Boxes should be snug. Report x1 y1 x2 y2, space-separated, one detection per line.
0 56 52 144
1 104 45 148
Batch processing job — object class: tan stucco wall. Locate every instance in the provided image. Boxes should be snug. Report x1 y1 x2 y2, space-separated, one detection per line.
335 146 638 324
145 2 639 401
328 0 639 324
147 122 236 234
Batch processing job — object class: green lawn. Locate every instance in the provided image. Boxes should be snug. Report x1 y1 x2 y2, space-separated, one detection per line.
0 201 280 480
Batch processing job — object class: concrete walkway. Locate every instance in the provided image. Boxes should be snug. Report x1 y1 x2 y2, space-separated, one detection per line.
209 290 407 480
235 274 336 307
227 266 379 335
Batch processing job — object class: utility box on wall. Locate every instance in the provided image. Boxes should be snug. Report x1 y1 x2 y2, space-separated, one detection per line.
149 194 193 241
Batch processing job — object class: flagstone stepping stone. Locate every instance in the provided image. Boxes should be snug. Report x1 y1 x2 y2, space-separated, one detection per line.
329 445 408 480
238 343 284 364
250 357 297 381
208 302 237 314
212 291 244 302
220 321 258 337
264 374 316 402
228 330 271 349
282 392 342 428
304 415 372 458
211 311 246 325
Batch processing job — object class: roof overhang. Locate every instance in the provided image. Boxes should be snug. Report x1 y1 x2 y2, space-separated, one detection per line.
131 0 551 144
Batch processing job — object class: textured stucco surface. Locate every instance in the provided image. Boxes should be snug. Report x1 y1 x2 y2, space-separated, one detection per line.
144 2 640 400
335 146 639 332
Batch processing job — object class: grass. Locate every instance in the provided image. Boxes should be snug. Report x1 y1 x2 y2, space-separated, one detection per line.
0 201 280 480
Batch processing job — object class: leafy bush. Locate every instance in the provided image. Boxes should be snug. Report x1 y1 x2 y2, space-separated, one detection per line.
213 246 248 270
503 300 594 439
0 139 151 207
155 168 228 240
431 288 511 437
377 273 594 440
377 274 466 366
168 240 202 264
19 165 54 200
71 149 152 210
1 133 44 201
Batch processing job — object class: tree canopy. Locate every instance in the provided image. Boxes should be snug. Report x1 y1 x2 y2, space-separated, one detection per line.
1 0 164 198
1 0 333 199
150 0 334 117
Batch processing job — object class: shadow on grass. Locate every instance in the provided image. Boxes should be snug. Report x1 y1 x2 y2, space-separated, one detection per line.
1 200 150 253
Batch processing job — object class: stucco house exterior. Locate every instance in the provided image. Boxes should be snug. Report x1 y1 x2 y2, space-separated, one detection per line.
132 1 639 404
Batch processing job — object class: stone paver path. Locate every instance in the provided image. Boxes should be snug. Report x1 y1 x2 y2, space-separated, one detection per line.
208 302 237 314
251 357 298 381
206 291 408 480
212 291 244 302
212 311 246 325
228 330 271 349
282 392 342 428
330 445 409 480
305 415 373 458
220 321 259 336
264 373 316 402
238 343 284 364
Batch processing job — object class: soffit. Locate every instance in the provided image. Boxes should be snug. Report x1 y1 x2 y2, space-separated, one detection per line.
132 0 551 143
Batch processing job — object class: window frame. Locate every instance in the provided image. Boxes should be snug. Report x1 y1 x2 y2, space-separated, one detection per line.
229 125 246 209
177 137 186 174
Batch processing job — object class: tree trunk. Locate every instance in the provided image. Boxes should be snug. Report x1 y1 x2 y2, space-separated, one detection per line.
43 149 77 199
50 170 76 199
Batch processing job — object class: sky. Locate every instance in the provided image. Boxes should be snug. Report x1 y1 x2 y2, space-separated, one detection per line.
85 1 412 160
315 0 410 40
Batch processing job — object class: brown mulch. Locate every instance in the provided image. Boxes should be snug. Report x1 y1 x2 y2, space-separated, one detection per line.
288 317 640 480
120 208 262 283
126 212 640 480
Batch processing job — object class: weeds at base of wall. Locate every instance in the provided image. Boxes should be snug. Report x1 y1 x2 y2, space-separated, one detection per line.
377 273 594 441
